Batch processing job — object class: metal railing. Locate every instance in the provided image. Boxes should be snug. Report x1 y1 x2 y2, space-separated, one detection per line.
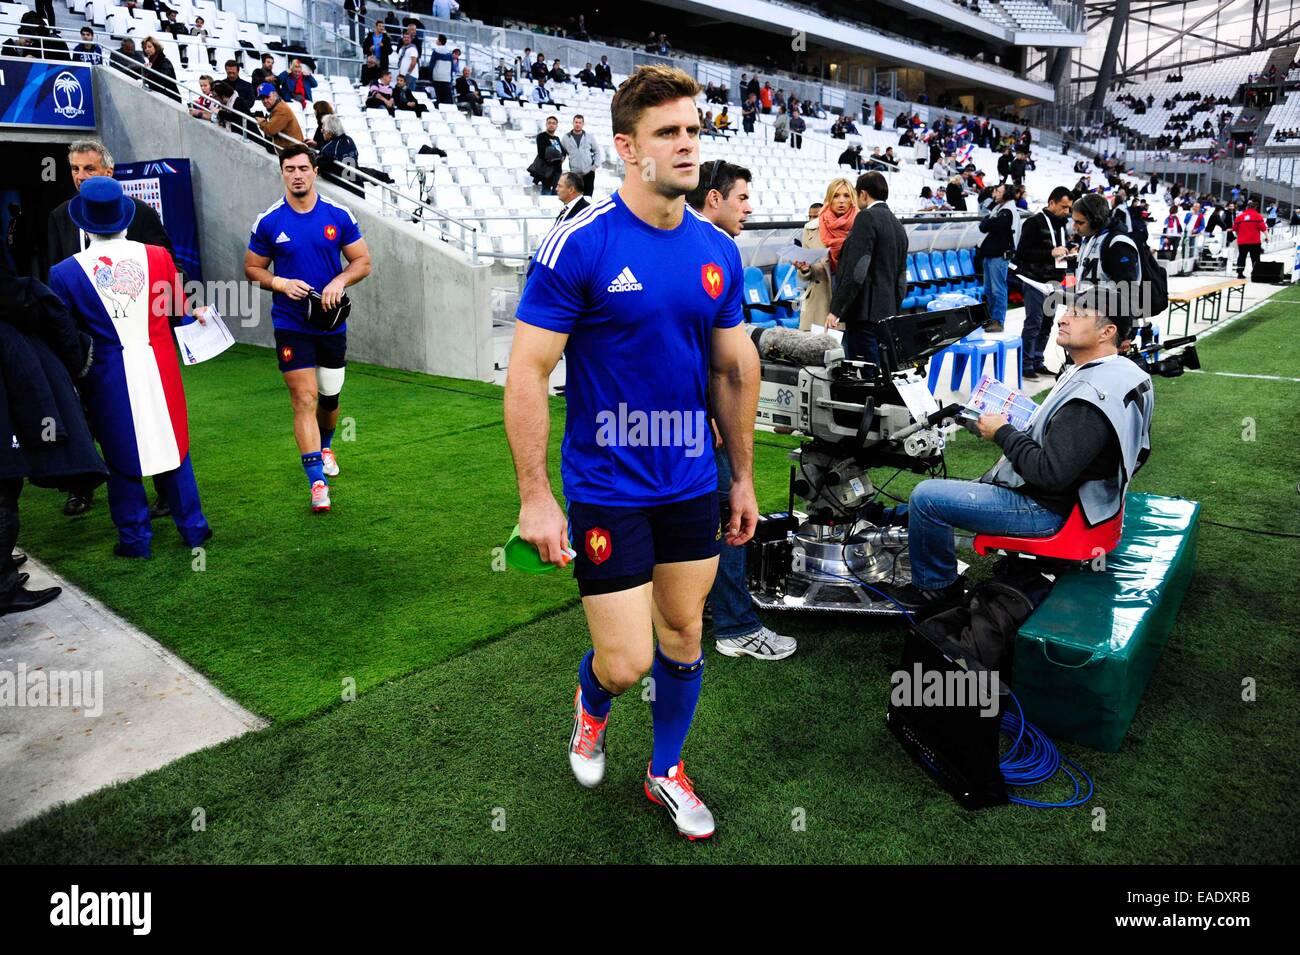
64 39 489 261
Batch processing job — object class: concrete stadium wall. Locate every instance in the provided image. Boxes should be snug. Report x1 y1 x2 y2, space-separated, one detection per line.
91 65 496 382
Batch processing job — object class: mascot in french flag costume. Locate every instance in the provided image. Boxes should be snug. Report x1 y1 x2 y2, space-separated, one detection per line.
48 177 211 558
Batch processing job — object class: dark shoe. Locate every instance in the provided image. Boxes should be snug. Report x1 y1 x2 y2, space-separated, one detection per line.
16 573 28 587
113 543 152 559
0 585 62 616
63 491 93 516
880 579 965 617
11 549 27 568
149 497 172 519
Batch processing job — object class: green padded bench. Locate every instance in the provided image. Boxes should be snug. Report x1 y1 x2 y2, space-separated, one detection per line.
1011 493 1200 752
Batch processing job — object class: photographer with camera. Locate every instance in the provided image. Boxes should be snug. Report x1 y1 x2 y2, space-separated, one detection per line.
881 291 1153 615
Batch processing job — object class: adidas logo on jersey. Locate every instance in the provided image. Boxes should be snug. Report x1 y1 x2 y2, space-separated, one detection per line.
275 231 291 244
607 267 643 292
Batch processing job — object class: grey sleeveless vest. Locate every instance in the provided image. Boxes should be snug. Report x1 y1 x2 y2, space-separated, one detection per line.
982 355 1154 525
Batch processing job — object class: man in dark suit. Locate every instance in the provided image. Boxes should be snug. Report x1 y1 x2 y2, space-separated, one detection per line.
48 140 175 519
553 173 591 224
593 55 612 90
823 171 908 367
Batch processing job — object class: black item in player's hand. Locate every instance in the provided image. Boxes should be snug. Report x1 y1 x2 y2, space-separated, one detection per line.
305 289 352 332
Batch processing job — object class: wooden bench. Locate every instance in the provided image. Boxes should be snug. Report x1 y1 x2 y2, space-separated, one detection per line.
1167 278 1247 335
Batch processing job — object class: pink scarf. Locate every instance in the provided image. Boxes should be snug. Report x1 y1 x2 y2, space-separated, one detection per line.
819 203 858 273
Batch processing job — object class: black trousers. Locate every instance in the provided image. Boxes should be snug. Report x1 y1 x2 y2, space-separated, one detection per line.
0 477 22 597
1236 243 1261 277
842 323 880 368
35 0 54 25
581 171 594 196
432 81 454 107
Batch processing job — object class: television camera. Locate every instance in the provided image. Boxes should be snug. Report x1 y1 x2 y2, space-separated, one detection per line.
744 305 984 616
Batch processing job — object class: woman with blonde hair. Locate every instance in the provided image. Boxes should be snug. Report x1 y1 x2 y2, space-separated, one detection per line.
795 177 857 330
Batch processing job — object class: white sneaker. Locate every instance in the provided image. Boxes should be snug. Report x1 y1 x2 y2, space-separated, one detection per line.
645 761 715 840
568 687 608 788
715 627 797 661
321 448 339 477
310 480 331 513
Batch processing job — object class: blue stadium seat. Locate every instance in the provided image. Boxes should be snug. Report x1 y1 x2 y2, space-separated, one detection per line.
914 252 938 304
901 256 921 311
742 266 779 328
771 263 802 327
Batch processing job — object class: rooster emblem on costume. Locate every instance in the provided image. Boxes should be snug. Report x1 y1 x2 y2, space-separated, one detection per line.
91 255 147 318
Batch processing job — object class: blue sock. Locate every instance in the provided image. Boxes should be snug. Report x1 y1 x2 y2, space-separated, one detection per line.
578 649 614 719
301 451 325 486
649 647 704 777
321 428 335 450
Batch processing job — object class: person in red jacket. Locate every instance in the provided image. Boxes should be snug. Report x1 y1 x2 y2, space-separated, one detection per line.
1233 200 1268 279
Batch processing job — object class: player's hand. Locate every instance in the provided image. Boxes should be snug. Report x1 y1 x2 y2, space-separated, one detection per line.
193 306 211 325
976 413 1010 440
824 312 840 331
1051 246 1069 259
519 495 572 568
278 278 313 300
725 476 759 547
321 278 347 311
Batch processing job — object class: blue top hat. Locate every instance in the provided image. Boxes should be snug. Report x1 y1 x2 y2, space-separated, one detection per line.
68 176 136 235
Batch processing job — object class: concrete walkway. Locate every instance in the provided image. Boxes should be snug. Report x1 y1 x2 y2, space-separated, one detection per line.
0 559 266 832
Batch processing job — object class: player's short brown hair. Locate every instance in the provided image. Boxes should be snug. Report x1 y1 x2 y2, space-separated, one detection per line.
611 65 701 136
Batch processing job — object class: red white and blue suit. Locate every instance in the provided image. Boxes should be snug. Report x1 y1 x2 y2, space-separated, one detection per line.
48 238 210 556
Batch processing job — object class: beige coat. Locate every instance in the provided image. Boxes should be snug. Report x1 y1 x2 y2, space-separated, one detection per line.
797 223 831 330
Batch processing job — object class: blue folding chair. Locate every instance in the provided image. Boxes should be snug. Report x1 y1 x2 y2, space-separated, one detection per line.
930 251 959 294
958 248 984 301
771 263 802 327
901 256 922 311
742 266 779 328
914 253 938 305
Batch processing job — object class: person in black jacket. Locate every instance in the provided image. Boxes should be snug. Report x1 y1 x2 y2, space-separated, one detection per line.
0 261 108 615
529 115 565 195
221 59 256 115
1014 186 1073 379
455 67 484 116
823 172 908 366
945 175 967 211
593 56 613 90
996 147 1012 183
979 183 1017 330
141 36 180 102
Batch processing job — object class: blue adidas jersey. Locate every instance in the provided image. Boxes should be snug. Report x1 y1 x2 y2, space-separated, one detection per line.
517 191 744 507
248 194 363 334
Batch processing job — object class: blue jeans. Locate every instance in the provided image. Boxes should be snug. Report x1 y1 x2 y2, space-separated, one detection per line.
842 322 881 367
901 478 1066 590
709 449 762 639
983 256 1008 328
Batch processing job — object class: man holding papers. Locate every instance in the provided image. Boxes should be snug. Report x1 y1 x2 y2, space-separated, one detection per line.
47 178 212 558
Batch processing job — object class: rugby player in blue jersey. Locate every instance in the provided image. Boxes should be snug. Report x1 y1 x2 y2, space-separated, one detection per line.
245 144 371 513
504 66 760 840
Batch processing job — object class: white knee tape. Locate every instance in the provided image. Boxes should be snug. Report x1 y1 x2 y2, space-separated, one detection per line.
316 365 345 397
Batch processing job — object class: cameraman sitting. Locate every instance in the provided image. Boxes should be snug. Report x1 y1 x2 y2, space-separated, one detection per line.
882 293 1153 614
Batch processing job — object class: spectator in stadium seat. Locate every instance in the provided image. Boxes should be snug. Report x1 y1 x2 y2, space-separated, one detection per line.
73 26 103 64
996 146 1012 183
594 56 613 90
367 20 393 66
579 63 598 87
344 0 367 46
433 0 452 18
278 58 318 108
529 115 565 195
553 173 591 224
742 95 757 134
304 101 333 147
533 76 564 109
188 75 221 122
550 59 569 84
395 33 420 90
141 36 180 102
496 70 525 106
317 115 362 197
773 104 789 143
360 54 383 87
258 83 305 147
456 68 485 116
873 100 883 131
760 81 773 114
795 177 856 331
824 172 908 366
531 53 549 83
788 109 805 150
143 0 177 15
222 60 255 114
252 53 278 92
1233 201 1267 280
393 75 426 118
945 175 967 211
561 115 603 197
430 34 455 107
701 110 718 137
366 72 396 116
715 107 732 134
